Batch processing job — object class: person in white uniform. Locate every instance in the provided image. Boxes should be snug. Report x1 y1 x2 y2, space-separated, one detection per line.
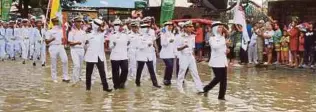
160 21 177 86
84 18 112 92
45 17 69 83
0 21 6 61
176 21 204 93
68 16 86 84
127 20 141 79
109 18 129 89
203 21 229 100
32 18 46 66
135 23 161 88
5 20 17 60
14 19 23 58
20 19 31 64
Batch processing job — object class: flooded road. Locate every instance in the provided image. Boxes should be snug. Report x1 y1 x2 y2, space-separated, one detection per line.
0 57 316 111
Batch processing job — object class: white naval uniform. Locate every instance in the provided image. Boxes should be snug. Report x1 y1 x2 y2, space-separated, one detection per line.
33 28 46 64
46 26 69 81
5 28 17 58
159 31 176 59
14 27 23 56
109 32 128 60
140 29 157 77
68 28 87 83
127 31 141 77
0 27 5 59
20 26 31 60
176 33 204 93
28 27 36 59
85 31 107 62
208 35 228 67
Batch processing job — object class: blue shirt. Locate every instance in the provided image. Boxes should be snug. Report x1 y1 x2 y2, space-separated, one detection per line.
247 24 252 39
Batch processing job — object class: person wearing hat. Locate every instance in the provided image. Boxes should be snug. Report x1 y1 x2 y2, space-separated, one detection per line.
127 21 140 79
159 21 177 86
176 20 204 93
203 21 229 100
19 19 32 64
67 16 86 84
108 18 130 89
32 18 47 66
255 20 266 65
5 20 18 60
0 21 6 61
84 18 112 92
134 22 161 88
45 16 69 83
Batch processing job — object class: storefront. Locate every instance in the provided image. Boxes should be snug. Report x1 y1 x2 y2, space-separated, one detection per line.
62 9 98 21
98 8 132 20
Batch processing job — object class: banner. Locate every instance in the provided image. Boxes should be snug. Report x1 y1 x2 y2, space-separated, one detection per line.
233 0 250 51
160 0 175 25
1 0 13 21
49 0 62 29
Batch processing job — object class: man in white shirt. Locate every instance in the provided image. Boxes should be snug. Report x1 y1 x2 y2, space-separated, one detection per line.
135 23 161 88
5 20 17 60
109 18 129 89
45 17 69 83
20 19 31 64
68 16 86 84
32 18 46 66
176 21 204 93
127 20 141 79
0 21 6 61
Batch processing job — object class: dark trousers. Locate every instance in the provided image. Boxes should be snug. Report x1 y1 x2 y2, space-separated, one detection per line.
304 46 313 65
86 58 109 91
163 58 174 83
204 67 227 99
111 60 128 89
240 47 248 63
136 61 158 85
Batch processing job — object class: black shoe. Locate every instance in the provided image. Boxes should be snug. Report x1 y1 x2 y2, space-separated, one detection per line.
22 61 25 64
136 83 141 87
204 92 208 97
104 88 112 92
163 80 171 86
119 84 125 89
33 62 36 66
153 84 161 88
12 57 15 61
37 57 40 60
42 62 46 67
62 79 70 83
1 59 4 61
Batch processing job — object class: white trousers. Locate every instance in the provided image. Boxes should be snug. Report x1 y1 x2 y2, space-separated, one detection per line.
22 39 30 60
29 43 35 59
248 44 258 63
33 41 41 62
48 45 69 81
14 40 22 55
7 41 15 58
70 48 84 83
0 41 5 59
41 43 46 64
177 54 203 92
128 49 137 77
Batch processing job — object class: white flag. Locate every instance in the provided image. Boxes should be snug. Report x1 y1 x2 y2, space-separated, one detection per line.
233 0 250 51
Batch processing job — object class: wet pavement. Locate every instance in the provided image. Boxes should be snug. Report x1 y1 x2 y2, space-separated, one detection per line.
0 56 316 111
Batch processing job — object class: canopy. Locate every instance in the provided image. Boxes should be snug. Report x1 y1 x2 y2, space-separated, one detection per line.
172 19 212 25
149 0 192 7
73 0 135 8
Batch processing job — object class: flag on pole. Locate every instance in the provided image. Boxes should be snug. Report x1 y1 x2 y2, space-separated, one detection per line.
233 0 250 51
49 0 62 29
1 0 13 21
160 0 175 25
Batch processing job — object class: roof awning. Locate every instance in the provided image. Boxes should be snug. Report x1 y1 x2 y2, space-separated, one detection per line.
149 0 192 7
73 0 135 8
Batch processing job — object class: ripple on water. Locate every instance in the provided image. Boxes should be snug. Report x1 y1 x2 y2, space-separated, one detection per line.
34 99 52 103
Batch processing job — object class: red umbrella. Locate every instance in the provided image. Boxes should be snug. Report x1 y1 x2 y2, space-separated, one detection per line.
172 19 213 25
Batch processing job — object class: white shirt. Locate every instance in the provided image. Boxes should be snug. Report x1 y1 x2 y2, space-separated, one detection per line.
160 31 176 59
5 28 17 42
0 28 5 41
46 26 63 46
109 32 128 60
264 30 275 44
136 34 155 61
176 33 195 56
249 33 257 46
84 31 106 63
128 31 141 50
68 28 87 49
208 35 228 68
33 28 47 44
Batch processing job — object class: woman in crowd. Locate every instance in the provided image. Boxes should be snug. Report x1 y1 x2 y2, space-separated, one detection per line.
281 31 290 65
273 23 282 64
298 31 305 67
263 23 275 65
289 20 300 67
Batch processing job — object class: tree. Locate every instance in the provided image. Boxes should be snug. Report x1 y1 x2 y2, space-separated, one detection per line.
13 0 86 18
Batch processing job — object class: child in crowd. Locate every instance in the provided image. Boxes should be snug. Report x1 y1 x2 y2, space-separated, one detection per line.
298 32 305 67
280 31 290 65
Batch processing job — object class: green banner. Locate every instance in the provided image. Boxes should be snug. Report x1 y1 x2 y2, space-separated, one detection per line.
160 0 175 25
2 0 12 21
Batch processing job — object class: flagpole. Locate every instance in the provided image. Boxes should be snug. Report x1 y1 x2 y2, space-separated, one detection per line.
44 0 52 30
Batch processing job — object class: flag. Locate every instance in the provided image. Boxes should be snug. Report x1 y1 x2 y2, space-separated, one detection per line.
160 0 175 25
1 0 13 21
233 0 250 51
49 0 62 29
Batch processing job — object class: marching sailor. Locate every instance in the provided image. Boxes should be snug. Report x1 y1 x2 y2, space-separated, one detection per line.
5 20 17 60
0 21 6 61
20 19 31 64
176 21 204 93
68 16 86 84
45 17 69 83
109 18 129 89
32 18 46 66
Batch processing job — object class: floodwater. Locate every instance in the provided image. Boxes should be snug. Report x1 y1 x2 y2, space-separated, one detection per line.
0 56 316 111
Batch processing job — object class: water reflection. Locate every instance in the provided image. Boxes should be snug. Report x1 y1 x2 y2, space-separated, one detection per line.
0 59 316 111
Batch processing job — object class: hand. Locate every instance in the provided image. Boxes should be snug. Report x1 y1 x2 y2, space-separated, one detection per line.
85 40 89 44
226 48 230 55
169 39 174 43
127 41 130 45
148 43 152 47
113 42 116 46
77 41 82 45
51 37 56 41
183 45 188 48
